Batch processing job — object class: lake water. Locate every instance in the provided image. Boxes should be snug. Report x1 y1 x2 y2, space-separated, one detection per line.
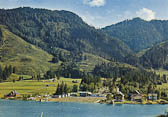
0 100 167 117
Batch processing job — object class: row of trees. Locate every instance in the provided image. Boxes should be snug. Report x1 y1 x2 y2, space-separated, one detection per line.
0 65 16 81
54 82 68 95
44 62 84 79
91 62 167 96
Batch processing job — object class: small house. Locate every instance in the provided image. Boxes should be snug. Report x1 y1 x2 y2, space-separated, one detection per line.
130 90 142 102
114 91 124 101
131 94 142 102
52 94 69 98
52 95 61 98
148 93 158 100
4 90 21 98
70 92 78 97
78 91 92 97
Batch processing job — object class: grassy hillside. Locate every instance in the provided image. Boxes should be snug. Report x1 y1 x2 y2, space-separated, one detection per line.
77 53 110 72
0 25 117 75
0 25 57 75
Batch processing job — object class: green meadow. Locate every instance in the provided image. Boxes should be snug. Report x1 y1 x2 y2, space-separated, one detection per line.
0 77 81 98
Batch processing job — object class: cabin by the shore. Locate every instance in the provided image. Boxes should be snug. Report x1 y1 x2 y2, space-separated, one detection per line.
130 90 142 102
70 92 78 97
4 90 21 98
78 91 92 97
148 93 158 100
52 94 70 98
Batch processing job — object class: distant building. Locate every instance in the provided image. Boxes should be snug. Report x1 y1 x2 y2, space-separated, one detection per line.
52 95 61 98
131 94 142 102
52 94 69 98
114 91 124 101
4 90 21 98
148 93 158 100
130 90 142 102
70 92 78 97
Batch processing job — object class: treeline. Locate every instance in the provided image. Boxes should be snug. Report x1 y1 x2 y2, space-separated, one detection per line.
80 74 101 92
51 51 85 63
91 62 166 95
103 17 168 52
0 65 16 81
44 62 84 79
54 82 68 95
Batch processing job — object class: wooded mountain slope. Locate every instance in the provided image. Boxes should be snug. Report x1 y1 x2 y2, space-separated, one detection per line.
103 18 168 52
0 7 133 62
140 41 168 69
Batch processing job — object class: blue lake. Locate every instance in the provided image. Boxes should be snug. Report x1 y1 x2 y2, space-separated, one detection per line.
0 100 167 117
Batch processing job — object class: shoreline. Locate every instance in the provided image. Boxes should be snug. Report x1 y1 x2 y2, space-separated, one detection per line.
2 97 168 105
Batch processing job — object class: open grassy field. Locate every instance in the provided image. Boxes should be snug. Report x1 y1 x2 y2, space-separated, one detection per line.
0 77 81 98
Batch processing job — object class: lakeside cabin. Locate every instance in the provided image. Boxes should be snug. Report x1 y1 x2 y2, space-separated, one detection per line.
52 94 70 98
70 92 78 97
148 93 158 100
131 94 142 102
130 90 142 102
4 90 21 98
78 91 92 97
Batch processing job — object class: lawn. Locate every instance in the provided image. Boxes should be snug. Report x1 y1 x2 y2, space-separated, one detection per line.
0 77 81 98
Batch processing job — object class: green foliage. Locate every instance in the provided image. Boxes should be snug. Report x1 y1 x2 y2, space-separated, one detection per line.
54 82 69 95
92 62 163 93
72 84 78 92
106 94 113 100
0 7 133 63
103 17 168 52
140 41 168 69
45 62 84 78
80 74 101 92
0 65 15 81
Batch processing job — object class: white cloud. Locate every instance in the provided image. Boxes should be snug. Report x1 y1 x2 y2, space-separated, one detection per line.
83 0 105 7
136 8 155 21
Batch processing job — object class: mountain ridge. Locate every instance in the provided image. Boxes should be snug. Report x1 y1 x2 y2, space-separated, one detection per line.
0 7 134 63
102 17 168 52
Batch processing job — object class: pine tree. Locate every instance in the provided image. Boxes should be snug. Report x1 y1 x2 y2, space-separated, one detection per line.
0 65 2 79
60 82 64 95
64 83 68 94
9 65 12 74
55 83 61 95
13 67 16 73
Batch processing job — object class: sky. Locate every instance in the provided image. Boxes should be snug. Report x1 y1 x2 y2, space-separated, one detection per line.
0 0 168 28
